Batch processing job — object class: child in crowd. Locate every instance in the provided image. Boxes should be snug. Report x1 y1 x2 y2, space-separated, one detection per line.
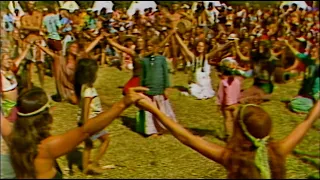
74 58 111 174
216 57 242 140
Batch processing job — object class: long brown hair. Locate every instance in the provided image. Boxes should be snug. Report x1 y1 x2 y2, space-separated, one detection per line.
9 87 53 178
222 105 286 179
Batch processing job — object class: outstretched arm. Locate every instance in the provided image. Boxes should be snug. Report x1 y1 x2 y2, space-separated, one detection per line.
136 99 227 165
284 40 299 56
284 40 310 66
13 44 31 67
278 101 320 156
206 42 232 60
106 37 136 57
154 30 176 53
84 34 104 54
234 39 250 61
42 87 149 159
35 42 57 58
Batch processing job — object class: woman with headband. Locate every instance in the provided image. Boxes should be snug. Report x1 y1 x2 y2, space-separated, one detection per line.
7 86 149 179
136 97 320 178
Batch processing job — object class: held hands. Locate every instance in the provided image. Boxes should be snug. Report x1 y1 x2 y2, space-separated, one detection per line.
123 87 150 107
135 98 158 114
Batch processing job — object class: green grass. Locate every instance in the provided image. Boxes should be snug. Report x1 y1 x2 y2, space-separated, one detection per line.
31 65 319 179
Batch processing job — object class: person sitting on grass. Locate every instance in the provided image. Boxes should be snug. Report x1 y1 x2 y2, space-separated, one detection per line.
5 86 149 179
283 40 319 113
136 96 320 179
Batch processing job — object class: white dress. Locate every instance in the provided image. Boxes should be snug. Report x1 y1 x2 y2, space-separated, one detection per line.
189 57 215 99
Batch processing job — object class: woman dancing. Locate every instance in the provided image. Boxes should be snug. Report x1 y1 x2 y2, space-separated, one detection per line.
35 34 104 104
7 86 148 178
137 97 320 178
175 32 231 99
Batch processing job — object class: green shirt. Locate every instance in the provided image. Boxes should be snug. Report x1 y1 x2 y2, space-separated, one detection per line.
296 53 319 100
141 55 170 96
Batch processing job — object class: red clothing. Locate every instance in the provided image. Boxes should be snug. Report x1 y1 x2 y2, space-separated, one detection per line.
123 76 140 95
297 61 306 72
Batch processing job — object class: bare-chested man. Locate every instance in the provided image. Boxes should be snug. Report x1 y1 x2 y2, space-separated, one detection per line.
160 3 183 73
20 1 45 89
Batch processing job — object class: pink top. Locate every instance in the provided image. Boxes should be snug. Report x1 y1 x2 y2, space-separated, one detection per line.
217 77 241 106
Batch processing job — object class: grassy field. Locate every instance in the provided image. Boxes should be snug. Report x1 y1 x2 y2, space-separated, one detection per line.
31 65 319 179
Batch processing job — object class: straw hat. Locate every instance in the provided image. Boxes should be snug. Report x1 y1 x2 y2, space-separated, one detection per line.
132 28 141 34
181 4 190 9
228 33 238 40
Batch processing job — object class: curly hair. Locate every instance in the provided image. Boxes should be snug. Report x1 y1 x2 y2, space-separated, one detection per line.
9 87 53 178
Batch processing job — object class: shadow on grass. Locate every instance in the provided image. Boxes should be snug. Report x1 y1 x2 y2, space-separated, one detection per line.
120 116 149 138
187 127 226 142
120 116 136 132
172 85 189 92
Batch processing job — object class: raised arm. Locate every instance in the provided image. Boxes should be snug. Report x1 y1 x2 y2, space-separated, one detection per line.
84 34 104 54
278 101 320 156
180 12 193 21
106 37 136 57
175 33 194 60
284 40 299 56
42 87 149 159
136 99 227 165
206 42 232 60
234 39 250 61
154 30 176 53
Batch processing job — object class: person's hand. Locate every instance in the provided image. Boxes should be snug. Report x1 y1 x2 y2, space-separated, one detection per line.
123 87 150 107
34 40 41 46
135 98 158 114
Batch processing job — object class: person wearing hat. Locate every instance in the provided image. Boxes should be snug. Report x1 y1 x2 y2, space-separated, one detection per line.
179 4 193 22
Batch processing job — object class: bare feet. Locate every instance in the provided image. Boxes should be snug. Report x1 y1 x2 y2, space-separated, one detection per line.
83 164 103 175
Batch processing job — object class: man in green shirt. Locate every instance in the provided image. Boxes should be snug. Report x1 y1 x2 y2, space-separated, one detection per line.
136 38 176 137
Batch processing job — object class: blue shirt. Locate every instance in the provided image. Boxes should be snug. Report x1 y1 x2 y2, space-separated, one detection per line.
3 14 14 32
42 14 62 40
60 17 72 32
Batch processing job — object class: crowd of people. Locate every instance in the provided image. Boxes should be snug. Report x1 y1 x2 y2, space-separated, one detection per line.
1 1 319 179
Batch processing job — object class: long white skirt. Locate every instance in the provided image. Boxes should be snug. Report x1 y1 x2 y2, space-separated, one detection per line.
136 95 176 135
189 70 215 100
